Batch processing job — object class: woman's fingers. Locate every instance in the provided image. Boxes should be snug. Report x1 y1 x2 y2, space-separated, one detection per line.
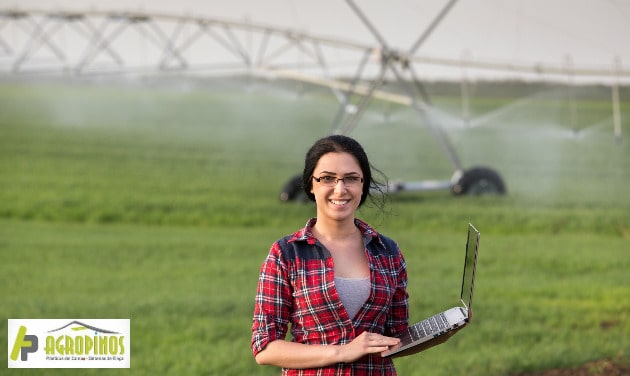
340 332 402 363
359 332 400 351
369 333 400 346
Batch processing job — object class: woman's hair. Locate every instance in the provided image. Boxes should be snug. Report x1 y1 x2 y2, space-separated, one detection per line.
302 135 387 209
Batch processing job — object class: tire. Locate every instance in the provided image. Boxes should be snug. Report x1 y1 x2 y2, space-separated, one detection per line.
279 174 305 202
452 167 506 196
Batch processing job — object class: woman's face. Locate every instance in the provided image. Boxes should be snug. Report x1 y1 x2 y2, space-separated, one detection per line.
310 152 364 223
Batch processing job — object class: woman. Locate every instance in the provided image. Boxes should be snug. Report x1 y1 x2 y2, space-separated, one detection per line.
251 135 409 375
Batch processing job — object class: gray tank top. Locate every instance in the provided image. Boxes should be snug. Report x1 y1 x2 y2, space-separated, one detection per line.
335 277 371 319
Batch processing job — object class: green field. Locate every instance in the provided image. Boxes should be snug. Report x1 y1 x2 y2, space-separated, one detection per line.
1 77 629 375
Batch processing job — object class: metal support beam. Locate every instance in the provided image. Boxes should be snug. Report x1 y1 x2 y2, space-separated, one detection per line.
343 0 463 171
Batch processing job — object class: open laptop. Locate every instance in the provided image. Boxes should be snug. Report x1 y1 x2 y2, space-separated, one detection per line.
382 223 480 357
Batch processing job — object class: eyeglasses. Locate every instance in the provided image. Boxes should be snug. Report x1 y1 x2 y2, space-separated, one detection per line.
312 175 364 187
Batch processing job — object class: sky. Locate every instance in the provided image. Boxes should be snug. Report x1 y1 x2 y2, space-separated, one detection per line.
3 0 630 83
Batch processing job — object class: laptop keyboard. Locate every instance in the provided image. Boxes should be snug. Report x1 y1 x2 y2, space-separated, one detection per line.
409 312 448 340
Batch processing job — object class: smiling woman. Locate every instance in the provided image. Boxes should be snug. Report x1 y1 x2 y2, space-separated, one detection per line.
251 135 412 375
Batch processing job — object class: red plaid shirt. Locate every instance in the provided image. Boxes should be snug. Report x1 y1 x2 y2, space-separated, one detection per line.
252 218 409 375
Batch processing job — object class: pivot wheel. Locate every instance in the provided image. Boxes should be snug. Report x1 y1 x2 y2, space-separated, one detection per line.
452 167 506 196
279 174 304 202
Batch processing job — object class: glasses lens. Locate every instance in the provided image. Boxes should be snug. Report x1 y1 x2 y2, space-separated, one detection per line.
320 176 337 186
344 176 362 185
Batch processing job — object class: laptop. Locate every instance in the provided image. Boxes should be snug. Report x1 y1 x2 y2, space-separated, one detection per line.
382 223 480 357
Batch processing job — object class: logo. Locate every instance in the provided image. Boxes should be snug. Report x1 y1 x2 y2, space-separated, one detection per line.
8 319 130 368
10 326 38 361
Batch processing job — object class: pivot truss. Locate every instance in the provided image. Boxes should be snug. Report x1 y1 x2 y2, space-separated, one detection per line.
0 4 623 149
0 8 382 77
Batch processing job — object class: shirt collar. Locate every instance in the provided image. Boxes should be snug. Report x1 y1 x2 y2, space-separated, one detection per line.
288 217 380 246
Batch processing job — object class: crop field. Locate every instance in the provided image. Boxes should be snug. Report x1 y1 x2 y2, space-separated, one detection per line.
1 77 629 375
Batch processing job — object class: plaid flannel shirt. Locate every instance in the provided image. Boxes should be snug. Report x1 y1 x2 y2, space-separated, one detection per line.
251 218 409 375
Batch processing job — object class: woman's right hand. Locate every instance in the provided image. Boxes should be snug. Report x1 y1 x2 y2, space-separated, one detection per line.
339 332 401 363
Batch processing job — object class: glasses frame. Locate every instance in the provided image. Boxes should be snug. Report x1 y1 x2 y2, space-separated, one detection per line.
312 175 364 187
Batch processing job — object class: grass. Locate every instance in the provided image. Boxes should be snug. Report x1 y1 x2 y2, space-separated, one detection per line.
1 77 629 375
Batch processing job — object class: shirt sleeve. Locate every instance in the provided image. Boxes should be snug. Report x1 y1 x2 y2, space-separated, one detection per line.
385 245 409 337
251 241 293 357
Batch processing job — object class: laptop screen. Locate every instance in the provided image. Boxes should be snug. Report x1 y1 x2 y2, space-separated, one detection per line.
460 223 480 311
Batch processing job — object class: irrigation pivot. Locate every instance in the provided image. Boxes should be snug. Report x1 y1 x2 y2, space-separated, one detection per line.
279 0 506 201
